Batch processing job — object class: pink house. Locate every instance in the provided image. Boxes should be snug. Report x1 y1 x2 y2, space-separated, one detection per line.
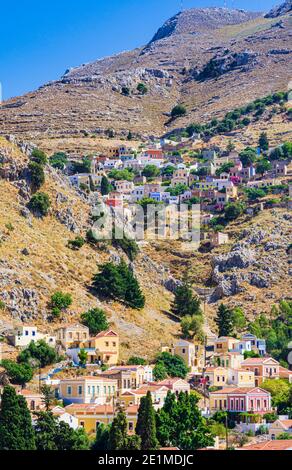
228 387 271 414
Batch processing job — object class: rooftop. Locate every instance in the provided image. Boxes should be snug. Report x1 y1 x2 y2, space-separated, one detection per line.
238 440 292 451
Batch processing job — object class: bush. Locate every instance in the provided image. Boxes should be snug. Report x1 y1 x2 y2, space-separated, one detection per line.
68 236 85 250
137 83 148 95
50 291 72 317
224 202 245 221
1 360 33 385
171 105 187 119
28 162 45 190
121 87 130 96
31 148 47 165
80 308 109 335
142 165 160 178
113 236 139 262
28 192 51 216
128 357 146 365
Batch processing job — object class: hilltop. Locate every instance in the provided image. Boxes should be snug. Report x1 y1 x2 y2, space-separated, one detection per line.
0 5 291 153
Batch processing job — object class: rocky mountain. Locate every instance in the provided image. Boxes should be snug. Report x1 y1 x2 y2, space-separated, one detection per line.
265 0 292 18
0 6 291 151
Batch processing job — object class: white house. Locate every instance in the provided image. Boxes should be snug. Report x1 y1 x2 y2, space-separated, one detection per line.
8 326 56 348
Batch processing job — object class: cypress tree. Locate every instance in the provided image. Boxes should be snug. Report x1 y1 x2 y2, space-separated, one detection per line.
108 408 128 450
100 176 111 196
136 391 159 450
0 386 35 450
215 303 234 337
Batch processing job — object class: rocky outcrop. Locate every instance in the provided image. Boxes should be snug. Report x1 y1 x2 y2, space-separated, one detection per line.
197 50 258 81
212 246 255 274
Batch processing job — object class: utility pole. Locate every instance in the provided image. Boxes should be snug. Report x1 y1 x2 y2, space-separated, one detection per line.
225 413 229 450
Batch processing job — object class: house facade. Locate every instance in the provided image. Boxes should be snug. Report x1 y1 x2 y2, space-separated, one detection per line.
58 376 118 405
57 324 89 349
209 387 272 414
241 357 280 386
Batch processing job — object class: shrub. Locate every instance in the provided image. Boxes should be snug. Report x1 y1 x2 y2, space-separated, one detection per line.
155 352 189 379
128 357 146 365
224 202 245 221
50 291 72 317
68 236 85 250
80 308 109 335
121 86 130 96
171 105 187 119
137 83 148 95
28 192 51 216
31 148 47 165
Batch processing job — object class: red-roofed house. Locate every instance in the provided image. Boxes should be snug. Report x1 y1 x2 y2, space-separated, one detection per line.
241 357 280 386
269 419 292 439
209 387 271 414
237 440 292 451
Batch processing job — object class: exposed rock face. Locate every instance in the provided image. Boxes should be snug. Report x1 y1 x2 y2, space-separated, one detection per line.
197 50 258 80
265 1 292 18
212 246 255 273
164 277 182 293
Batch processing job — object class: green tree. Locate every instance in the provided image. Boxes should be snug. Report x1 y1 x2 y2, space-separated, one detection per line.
231 307 246 332
100 175 112 196
171 105 187 119
153 362 168 381
49 152 68 170
92 423 110 450
92 261 145 309
259 132 269 152
224 202 245 221
108 408 128 450
142 164 160 178
239 147 257 167
28 161 45 191
137 83 148 95
41 385 56 411
171 275 201 318
156 391 214 450
34 411 89 450
81 308 109 335
261 379 290 410
18 340 59 368
155 352 189 379
122 87 130 96
0 360 33 385
256 158 272 176
181 315 204 341
78 349 88 367
136 392 159 450
0 386 36 450
28 192 51 216
215 304 234 337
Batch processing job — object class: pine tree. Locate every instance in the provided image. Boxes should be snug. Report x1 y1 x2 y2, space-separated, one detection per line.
215 303 234 337
171 275 201 317
120 261 145 309
41 384 56 411
0 386 35 450
136 392 159 450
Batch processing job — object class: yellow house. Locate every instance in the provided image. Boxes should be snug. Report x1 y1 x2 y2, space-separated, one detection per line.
106 365 153 388
162 339 204 373
65 403 138 435
205 367 228 387
215 337 240 354
57 323 89 349
118 384 170 409
83 330 119 366
227 368 255 388
58 376 118 405
213 352 244 370
209 388 233 412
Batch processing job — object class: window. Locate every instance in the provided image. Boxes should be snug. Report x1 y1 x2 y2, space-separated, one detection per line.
129 422 134 432
182 348 186 354
80 421 85 428
25 330 29 336
105 342 109 347
32 331 36 336
67 386 72 396
113 342 116 347
78 386 83 395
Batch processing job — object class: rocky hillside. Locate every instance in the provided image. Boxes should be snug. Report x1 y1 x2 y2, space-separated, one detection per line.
0 137 179 360
0 5 291 150
265 0 292 18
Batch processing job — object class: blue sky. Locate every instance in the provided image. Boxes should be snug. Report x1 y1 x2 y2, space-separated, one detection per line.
0 0 276 100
